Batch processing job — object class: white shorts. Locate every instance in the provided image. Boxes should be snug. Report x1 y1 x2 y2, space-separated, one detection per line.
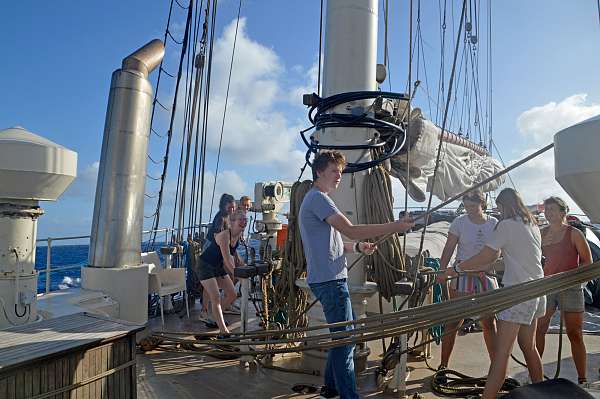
497 296 546 325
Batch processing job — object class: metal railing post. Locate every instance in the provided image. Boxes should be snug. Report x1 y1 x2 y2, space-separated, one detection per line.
45 238 52 294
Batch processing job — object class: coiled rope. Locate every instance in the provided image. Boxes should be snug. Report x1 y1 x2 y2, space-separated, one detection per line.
272 181 312 331
363 165 406 299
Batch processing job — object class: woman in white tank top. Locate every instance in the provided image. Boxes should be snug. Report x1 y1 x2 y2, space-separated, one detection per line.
436 190 498 371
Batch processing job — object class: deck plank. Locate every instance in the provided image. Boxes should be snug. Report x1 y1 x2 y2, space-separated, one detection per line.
0 313 143 374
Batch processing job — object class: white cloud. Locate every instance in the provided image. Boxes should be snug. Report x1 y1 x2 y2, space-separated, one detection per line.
202 18 305 166
517 94 600 143
63 161 99 198
288 60 320 107
511 94 600 217
504 149 587 218
145 16 313 229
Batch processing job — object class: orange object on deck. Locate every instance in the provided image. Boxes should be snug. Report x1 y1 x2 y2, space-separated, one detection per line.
276 224 288 250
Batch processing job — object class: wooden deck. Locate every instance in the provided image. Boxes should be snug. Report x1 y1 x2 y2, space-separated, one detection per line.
139 302 600 398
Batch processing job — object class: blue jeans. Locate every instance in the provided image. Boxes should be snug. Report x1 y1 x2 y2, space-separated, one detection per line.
309 279 358 399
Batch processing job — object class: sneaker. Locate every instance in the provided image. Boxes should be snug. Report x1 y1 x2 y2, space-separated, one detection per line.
319 385 339 399
435 365 448 385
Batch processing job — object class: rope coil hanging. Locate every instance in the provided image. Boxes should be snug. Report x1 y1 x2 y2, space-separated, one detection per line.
301 91 409 173
363 165 406 299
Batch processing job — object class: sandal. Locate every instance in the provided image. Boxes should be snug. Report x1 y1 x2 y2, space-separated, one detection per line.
291 384 318 394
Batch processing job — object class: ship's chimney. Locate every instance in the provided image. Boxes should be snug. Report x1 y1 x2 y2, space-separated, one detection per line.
83 39 164 324
88 39 164 269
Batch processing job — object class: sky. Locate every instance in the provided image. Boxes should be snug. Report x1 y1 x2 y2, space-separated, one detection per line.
1 0 599 241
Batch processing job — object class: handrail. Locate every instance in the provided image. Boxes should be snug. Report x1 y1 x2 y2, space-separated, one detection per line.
36 225 209 243
37 224 209 294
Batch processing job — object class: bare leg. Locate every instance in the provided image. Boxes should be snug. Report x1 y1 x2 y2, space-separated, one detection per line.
481 316 497 363
440 288 464 368
202 289 210 313
564 311 587 381
517 319 544 383
200 278 229 334
482 320 520 399
216 275 237 310
440 319 463 368
535 306 555 358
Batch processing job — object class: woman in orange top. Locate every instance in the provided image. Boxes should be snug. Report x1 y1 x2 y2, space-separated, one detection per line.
535 196 592 384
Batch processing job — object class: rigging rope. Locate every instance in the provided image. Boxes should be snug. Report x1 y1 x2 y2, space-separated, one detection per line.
148 0 195 246
176 2 206 239
171 0 203 240
160 66 176 78
417 0 467 260
208 0 242 221
402 0 414 262
151 262 600 355
317 0 323 97
197 0 218 231
144 0 185 247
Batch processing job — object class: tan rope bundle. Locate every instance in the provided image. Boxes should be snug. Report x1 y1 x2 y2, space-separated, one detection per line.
363 166 406 299
272 180 312 330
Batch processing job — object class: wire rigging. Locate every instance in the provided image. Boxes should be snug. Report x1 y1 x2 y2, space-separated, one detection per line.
208 0 243 221
147 0 195 246
197 0 219 233
317 0 324 97
417 0 468 258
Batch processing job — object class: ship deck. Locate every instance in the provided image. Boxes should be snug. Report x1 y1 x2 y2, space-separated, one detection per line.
137 299 600 398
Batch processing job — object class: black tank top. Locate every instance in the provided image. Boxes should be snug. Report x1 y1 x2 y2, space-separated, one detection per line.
200 230 239 266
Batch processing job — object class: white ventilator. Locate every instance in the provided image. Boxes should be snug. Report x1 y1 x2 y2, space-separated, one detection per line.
0 126 77 329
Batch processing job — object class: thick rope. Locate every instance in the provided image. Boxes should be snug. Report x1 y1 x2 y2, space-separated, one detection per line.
363 166 406 299
272 181 312 331
152 261 600 356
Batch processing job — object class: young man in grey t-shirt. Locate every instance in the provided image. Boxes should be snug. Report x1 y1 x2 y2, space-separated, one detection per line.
299 151 413 399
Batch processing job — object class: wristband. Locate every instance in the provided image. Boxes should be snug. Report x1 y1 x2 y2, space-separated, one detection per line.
453 264 462 273
354 242 361 253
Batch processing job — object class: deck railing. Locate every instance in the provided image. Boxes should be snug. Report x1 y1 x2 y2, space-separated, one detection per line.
36 225 208 294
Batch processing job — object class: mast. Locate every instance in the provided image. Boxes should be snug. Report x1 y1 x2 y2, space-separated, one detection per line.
298 0 380 371
316 0 378 301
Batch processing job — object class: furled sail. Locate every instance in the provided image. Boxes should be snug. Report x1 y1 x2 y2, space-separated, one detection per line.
389 108 505 202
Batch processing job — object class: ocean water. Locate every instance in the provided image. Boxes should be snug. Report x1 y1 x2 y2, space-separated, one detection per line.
34 240 258 293
35 243 165 293
35 244 88 293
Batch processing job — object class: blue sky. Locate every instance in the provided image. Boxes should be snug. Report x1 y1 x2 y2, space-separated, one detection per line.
2 0 599 240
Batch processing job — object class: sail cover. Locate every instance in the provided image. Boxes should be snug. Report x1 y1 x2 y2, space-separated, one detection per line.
389 108 505 202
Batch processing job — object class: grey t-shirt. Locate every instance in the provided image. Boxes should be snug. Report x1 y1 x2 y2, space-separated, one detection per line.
299 188 347 284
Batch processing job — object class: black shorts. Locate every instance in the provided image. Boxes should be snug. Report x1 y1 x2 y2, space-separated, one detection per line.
196 258 227 281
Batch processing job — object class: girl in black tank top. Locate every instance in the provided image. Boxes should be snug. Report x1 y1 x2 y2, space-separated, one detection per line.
200 230 240 267
198 210 247 334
